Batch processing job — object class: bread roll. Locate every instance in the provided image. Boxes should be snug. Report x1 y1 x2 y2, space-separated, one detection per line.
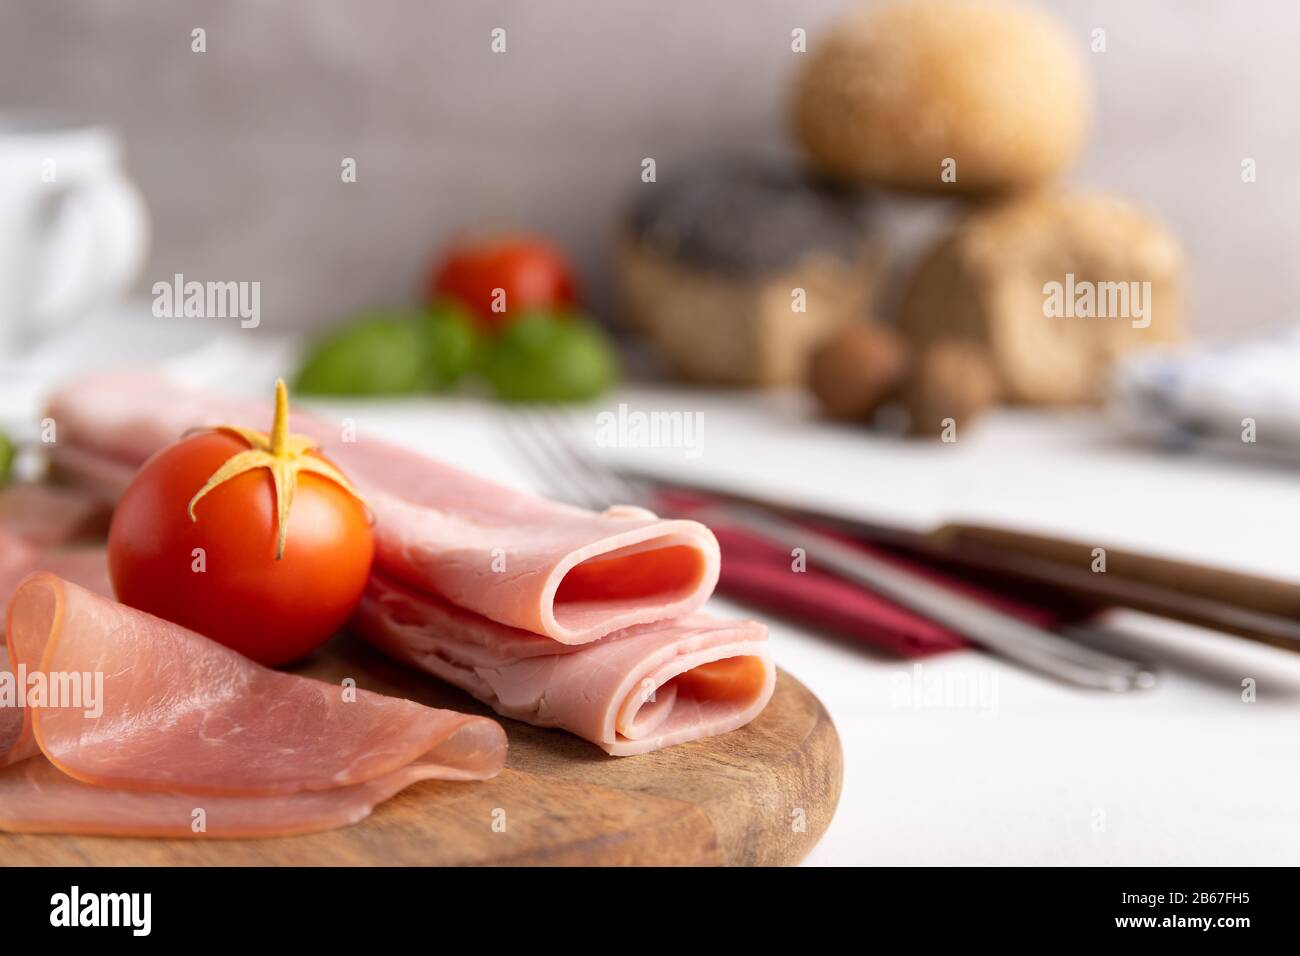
899 192 1185 405
618 160 882 386
794 0 1089 193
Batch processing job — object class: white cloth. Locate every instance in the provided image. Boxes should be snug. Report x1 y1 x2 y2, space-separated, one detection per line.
1111 327 1300 449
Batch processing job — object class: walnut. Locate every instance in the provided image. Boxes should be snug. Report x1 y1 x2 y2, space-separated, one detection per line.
807 323 909 421
902 342 1000 437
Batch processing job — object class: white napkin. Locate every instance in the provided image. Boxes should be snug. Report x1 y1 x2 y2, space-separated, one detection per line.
1110 327 1300 450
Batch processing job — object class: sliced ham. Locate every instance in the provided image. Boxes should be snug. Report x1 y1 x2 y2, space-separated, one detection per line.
47 374 722 645
0 756 466 839
0 574 505 837
353 571 775 756
0 529 112 772
0 483 113 546
0 481 114 605
42 374 774 755
0 529 112 605
43 443 137 502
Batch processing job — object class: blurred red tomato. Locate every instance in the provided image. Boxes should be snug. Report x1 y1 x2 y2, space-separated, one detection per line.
429 234 577 330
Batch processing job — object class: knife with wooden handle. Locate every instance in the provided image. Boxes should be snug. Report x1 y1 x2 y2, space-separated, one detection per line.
930 524 1300 652
616 466 1300 653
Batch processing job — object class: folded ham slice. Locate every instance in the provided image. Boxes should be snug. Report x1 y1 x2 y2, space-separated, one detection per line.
0 483 113 546
47 374 722 645
43 374 774 754
0 530 111 605
0 529 114 774
354 571 774 756
0 574 505 837
0 481 115 602
0 756 471 839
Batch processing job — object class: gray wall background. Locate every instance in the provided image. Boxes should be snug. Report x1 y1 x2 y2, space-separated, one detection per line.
2 0 1296 336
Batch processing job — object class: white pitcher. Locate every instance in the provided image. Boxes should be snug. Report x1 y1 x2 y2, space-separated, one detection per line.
0 115 149 358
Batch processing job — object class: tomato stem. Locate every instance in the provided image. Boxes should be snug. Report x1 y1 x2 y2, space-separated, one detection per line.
270 378 289 457
186 379 367 560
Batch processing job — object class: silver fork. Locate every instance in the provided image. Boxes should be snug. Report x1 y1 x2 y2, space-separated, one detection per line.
502 406 1156 692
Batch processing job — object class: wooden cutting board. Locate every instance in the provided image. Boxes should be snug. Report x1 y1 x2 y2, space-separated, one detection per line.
0 635 842 866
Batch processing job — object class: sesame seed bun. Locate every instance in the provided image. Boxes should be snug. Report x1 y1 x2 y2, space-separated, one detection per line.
794 0 1090 193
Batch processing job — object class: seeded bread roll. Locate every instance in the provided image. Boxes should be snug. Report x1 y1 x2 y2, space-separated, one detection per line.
619 160 882 386
899 192 1185 405
794 0 1089 193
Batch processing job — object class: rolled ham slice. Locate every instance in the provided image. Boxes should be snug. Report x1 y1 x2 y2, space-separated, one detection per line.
353 571 775 756
46 374 722 645
0 574 506 837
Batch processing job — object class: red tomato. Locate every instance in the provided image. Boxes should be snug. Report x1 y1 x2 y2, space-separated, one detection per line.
429 234 577 330
108 431 374 666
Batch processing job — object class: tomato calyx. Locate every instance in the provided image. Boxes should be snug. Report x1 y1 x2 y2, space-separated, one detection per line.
186 378 367 560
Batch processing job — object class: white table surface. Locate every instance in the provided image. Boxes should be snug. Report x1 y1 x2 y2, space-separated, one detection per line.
10 316 1299 866
292 383 1300 867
